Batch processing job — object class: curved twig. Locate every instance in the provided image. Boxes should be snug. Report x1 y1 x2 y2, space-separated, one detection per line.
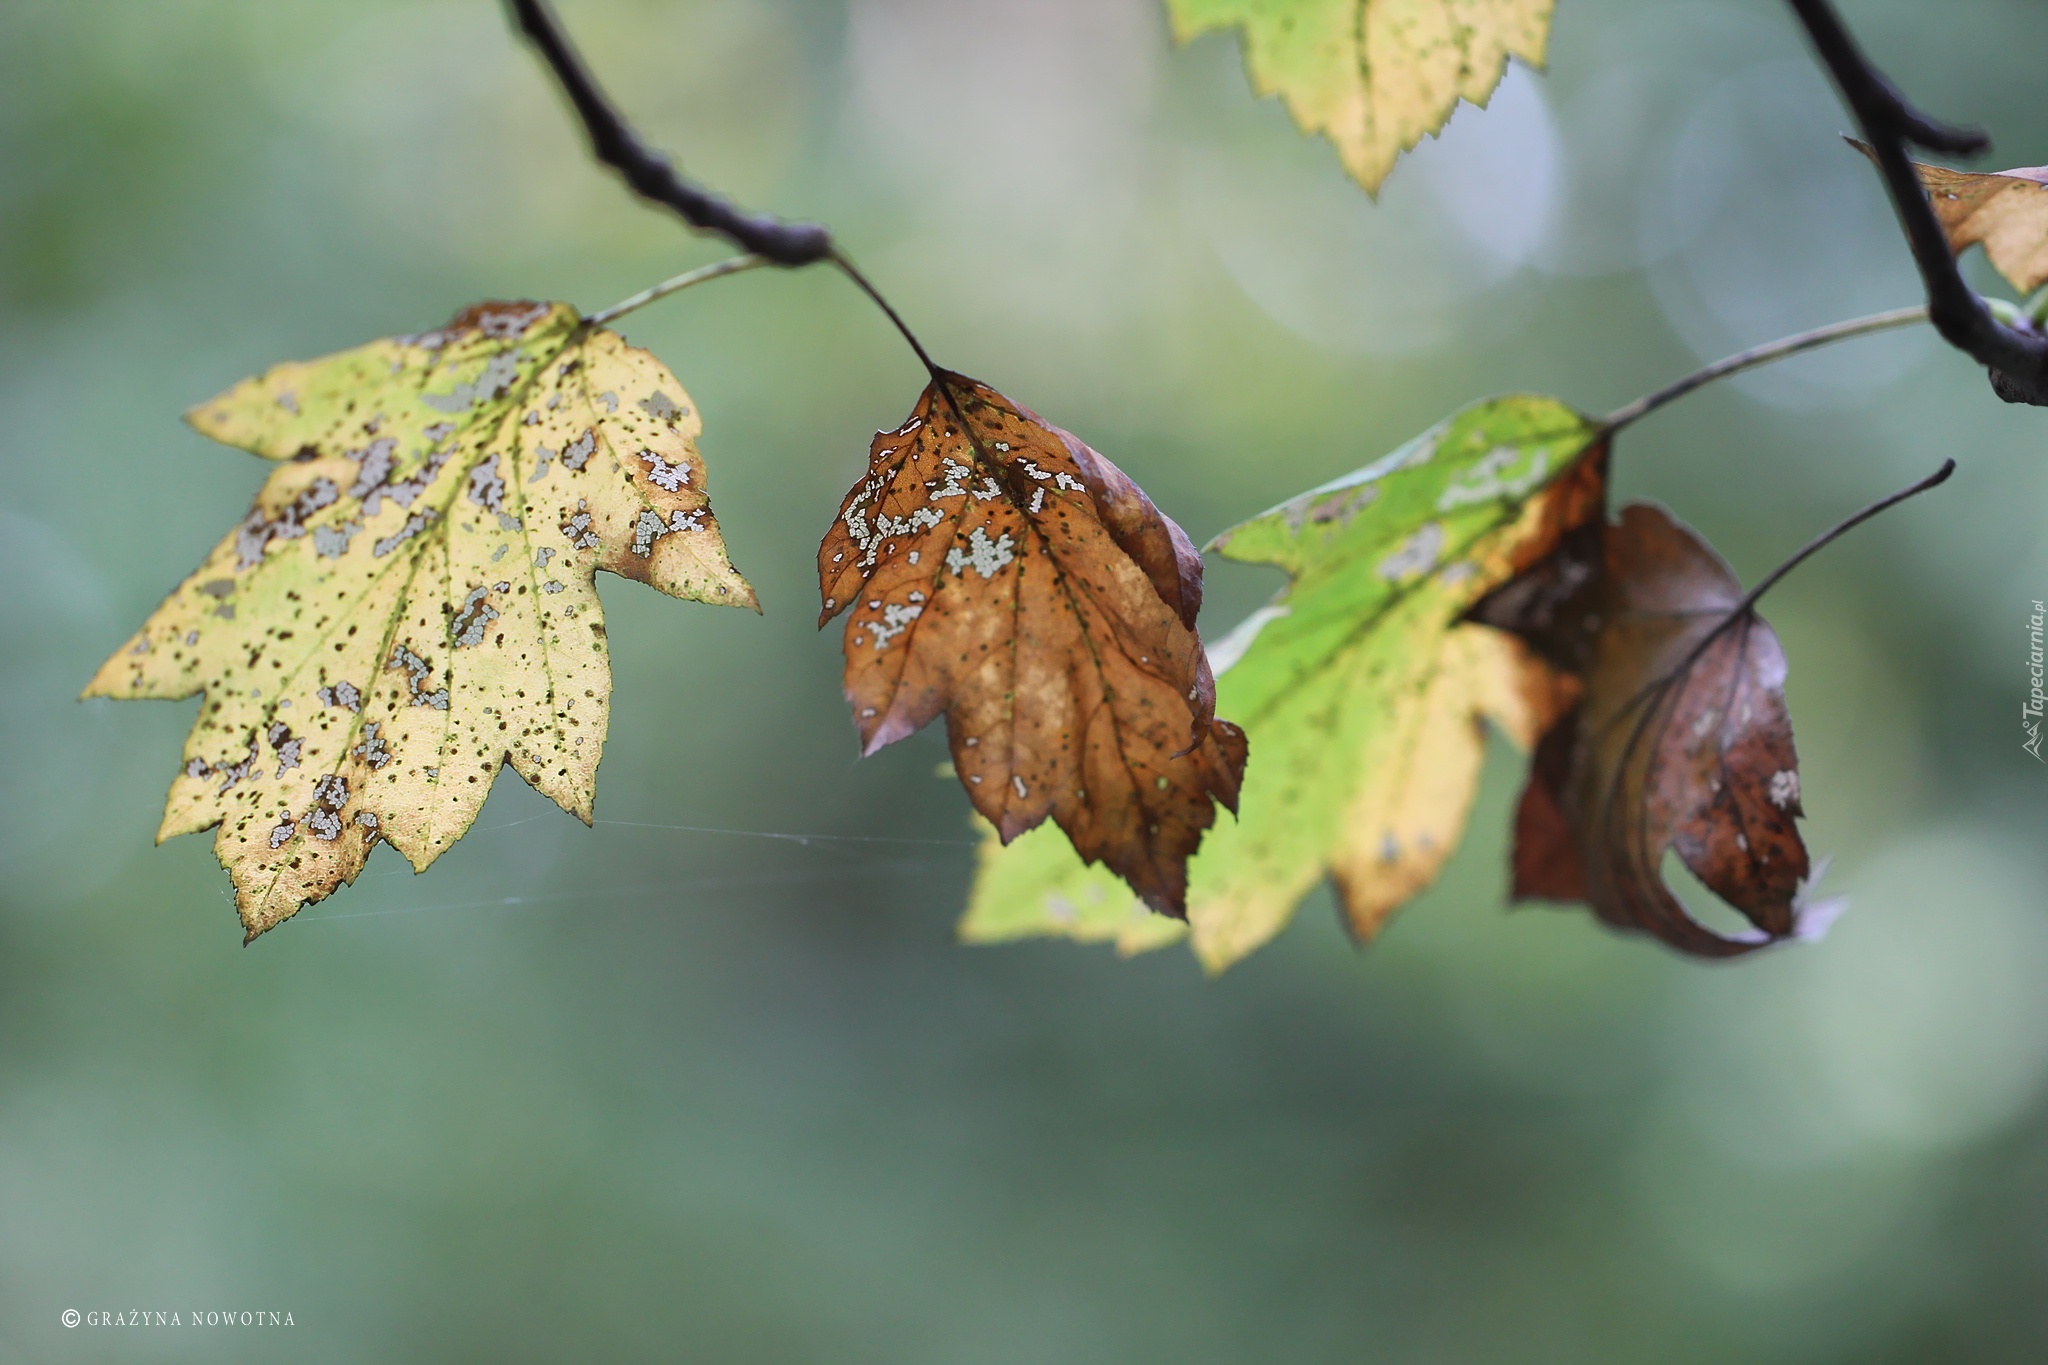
1786 0 2048 404
1603 305 1928 432
507 0 832 266
582 254 770 327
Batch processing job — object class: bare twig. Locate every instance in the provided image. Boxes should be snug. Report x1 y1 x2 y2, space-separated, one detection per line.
583 254 769 327
1786 0 2048 404
1735 457 1955 615
506 0 832 266
509 1 955 388
1603 305 1928 432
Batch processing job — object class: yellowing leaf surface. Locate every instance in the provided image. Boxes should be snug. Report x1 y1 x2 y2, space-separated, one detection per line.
1172 0 1555 193
965 396 1602 971
87 301 755 940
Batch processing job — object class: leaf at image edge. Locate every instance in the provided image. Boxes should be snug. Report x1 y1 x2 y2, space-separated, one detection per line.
1170 0 1557 194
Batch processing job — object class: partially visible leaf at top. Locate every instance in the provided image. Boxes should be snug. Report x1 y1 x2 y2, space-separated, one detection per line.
1854 139 2048 292
86 301 756 940
1172 0 1556 193
965 396 1603 971
820 372 1247 916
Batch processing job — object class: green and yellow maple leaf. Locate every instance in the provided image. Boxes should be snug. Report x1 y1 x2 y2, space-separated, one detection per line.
963 395 1605 971
1173 0 1555 193
86 300 755 940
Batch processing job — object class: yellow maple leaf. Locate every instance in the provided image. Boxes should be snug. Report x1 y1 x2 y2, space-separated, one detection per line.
1173 0 1556 194
85 300 756 940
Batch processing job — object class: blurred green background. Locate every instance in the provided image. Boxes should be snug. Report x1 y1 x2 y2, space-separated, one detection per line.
6 0 2048 1359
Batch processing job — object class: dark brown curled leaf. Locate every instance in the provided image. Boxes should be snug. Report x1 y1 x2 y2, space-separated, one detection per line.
1474 502 1821 958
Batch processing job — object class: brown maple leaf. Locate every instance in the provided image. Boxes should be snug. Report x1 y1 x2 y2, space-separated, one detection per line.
1853 138 2048 293
1470 502 1826 957
818 371 1247 915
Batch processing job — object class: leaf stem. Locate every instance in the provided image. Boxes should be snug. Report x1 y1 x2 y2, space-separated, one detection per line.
830 250 945 384
583 255 770 328
830 250 1002 474
1602 306 1929 433
1735 457 1955 617
1601 458 1955 774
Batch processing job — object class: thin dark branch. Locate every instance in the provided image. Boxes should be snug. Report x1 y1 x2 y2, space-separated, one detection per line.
1786 0 1986 156
506 0 831 266
1786 0 2048 404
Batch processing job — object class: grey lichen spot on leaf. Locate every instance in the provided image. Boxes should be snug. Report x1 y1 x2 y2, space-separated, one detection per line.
345 439 398 500
561 500 599 550
235 477 340 567
211 735 261 794
1377 523 1445 581
372 512 436 558
475 301 552 339
388 645 450 709
451 586 499 648
638 391 683 421
313 522 362 559
630 509 706 556
424 351 522 412
639 451 688 491
561 429 597 472
267 722 302 777
360 450 450 520
1310 485 1377 526
306 773 348 841
316 680 361 711
1437 445 1551 512
351 722 391 768
945 527 1016 580
630 511 667 557
466 455 506 512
